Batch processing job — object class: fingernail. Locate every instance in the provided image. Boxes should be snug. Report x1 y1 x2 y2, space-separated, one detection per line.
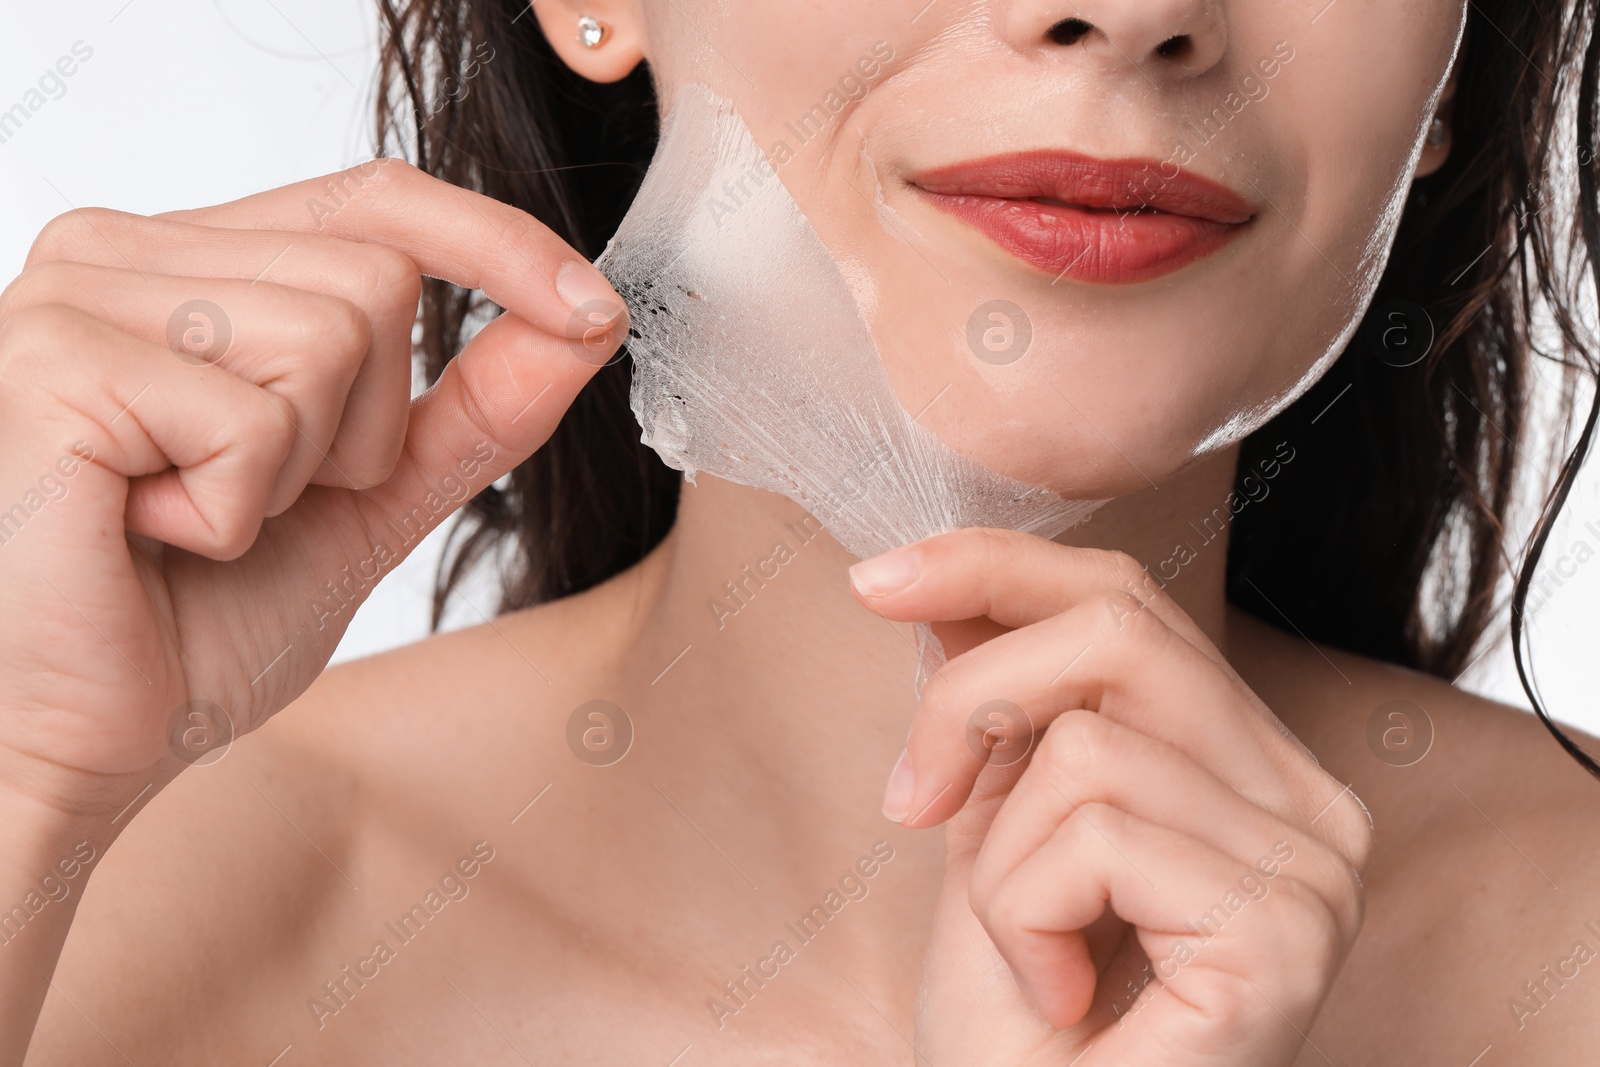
882 748 916 823
850 548 920 598
555 260 626 328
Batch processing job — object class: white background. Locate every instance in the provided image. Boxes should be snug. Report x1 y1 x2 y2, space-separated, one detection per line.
5 1 1598 735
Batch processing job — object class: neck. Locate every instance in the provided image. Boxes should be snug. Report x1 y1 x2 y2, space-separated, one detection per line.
620 444 1242 869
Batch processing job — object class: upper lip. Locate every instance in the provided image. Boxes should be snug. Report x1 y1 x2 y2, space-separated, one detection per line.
906 150 1257 225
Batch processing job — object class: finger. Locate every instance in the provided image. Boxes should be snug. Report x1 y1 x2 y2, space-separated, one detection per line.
24 215 425 487
349 308 610 547
850 528 1228 670
127 310 618 735
978 803 1344 1047
0 262 376 514
947 601 1372 867
969 711 1362 948
152 159 627 342
0 304 296 560
892 593 1321 830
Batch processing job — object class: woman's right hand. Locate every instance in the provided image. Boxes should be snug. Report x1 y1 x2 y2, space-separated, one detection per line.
0 158 626 819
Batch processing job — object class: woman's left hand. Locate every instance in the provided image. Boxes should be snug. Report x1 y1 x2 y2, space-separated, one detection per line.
849 528 1373 1066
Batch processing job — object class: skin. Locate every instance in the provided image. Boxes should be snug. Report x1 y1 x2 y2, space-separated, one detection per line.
606 0 1466 492
3 0 1600 1064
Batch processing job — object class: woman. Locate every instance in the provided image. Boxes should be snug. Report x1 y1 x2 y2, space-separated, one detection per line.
3 0 1599 1062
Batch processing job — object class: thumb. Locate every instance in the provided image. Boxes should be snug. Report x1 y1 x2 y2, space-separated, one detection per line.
266 305 619 656
355 306 621 548
170 308 623 740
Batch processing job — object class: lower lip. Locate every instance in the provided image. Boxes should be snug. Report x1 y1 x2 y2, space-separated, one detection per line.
916 192 1248 284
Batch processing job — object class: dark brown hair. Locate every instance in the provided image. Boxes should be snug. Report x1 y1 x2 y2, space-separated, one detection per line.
376 1 1600 775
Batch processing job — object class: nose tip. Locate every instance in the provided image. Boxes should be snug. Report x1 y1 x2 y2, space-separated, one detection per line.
1044 2 1227 74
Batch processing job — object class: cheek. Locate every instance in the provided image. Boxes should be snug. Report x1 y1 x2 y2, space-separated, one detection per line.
643 0 912 158
853 16 1461 496
635 0 1465 501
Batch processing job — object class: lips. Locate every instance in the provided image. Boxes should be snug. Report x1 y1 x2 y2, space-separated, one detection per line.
909 151 1257 284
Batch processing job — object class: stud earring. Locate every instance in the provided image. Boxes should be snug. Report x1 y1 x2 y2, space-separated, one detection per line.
577 14 609 49
1426 117 1448 148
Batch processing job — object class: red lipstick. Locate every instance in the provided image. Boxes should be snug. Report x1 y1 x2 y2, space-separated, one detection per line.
909 151 1256 284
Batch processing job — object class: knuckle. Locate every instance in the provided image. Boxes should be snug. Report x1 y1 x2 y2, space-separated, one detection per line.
975 879 1027 938
206 511 263 561
307 295 373 364
1265 874 1348 964
918 665 1014 765
1089 588 1168 653
0 262 76 322
1301 839 1367 941
1094 588 1143 625
1037 709 1116 780
966 855 1001 915
1178 960 1281 1024
1085 549 1170 622
0 303 87 373
453 354 515 458
496 211 559 260
335 460 395 495
339 157 424 210
26 207 132 268
1331 862 1367 940
1296 771 1374 875
1095 548 1152 592
313 159 425 234
967 526 1018 566
915 659 969 727
1323 787 1375 873
1069 800 1125 845
358 422 407 489
366 155 421 188
1162 967 1260 1031
26 213 85 267
348 242 422 315
188 440 279 558
1106 550 1167 609
242 390 299 462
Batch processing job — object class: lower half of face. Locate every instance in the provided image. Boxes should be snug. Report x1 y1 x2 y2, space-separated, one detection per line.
642 0 1468 497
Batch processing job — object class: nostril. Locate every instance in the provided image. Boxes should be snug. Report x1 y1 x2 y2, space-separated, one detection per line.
1046 18 1094 46
1155 34 1193 59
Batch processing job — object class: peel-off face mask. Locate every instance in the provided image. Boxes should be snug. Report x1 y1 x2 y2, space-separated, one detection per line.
595 85 1103 686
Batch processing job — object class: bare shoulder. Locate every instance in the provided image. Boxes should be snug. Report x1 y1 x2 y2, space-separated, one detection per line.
1229 606 1600 841
28 563 646 1064
1228 607 1600 1061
